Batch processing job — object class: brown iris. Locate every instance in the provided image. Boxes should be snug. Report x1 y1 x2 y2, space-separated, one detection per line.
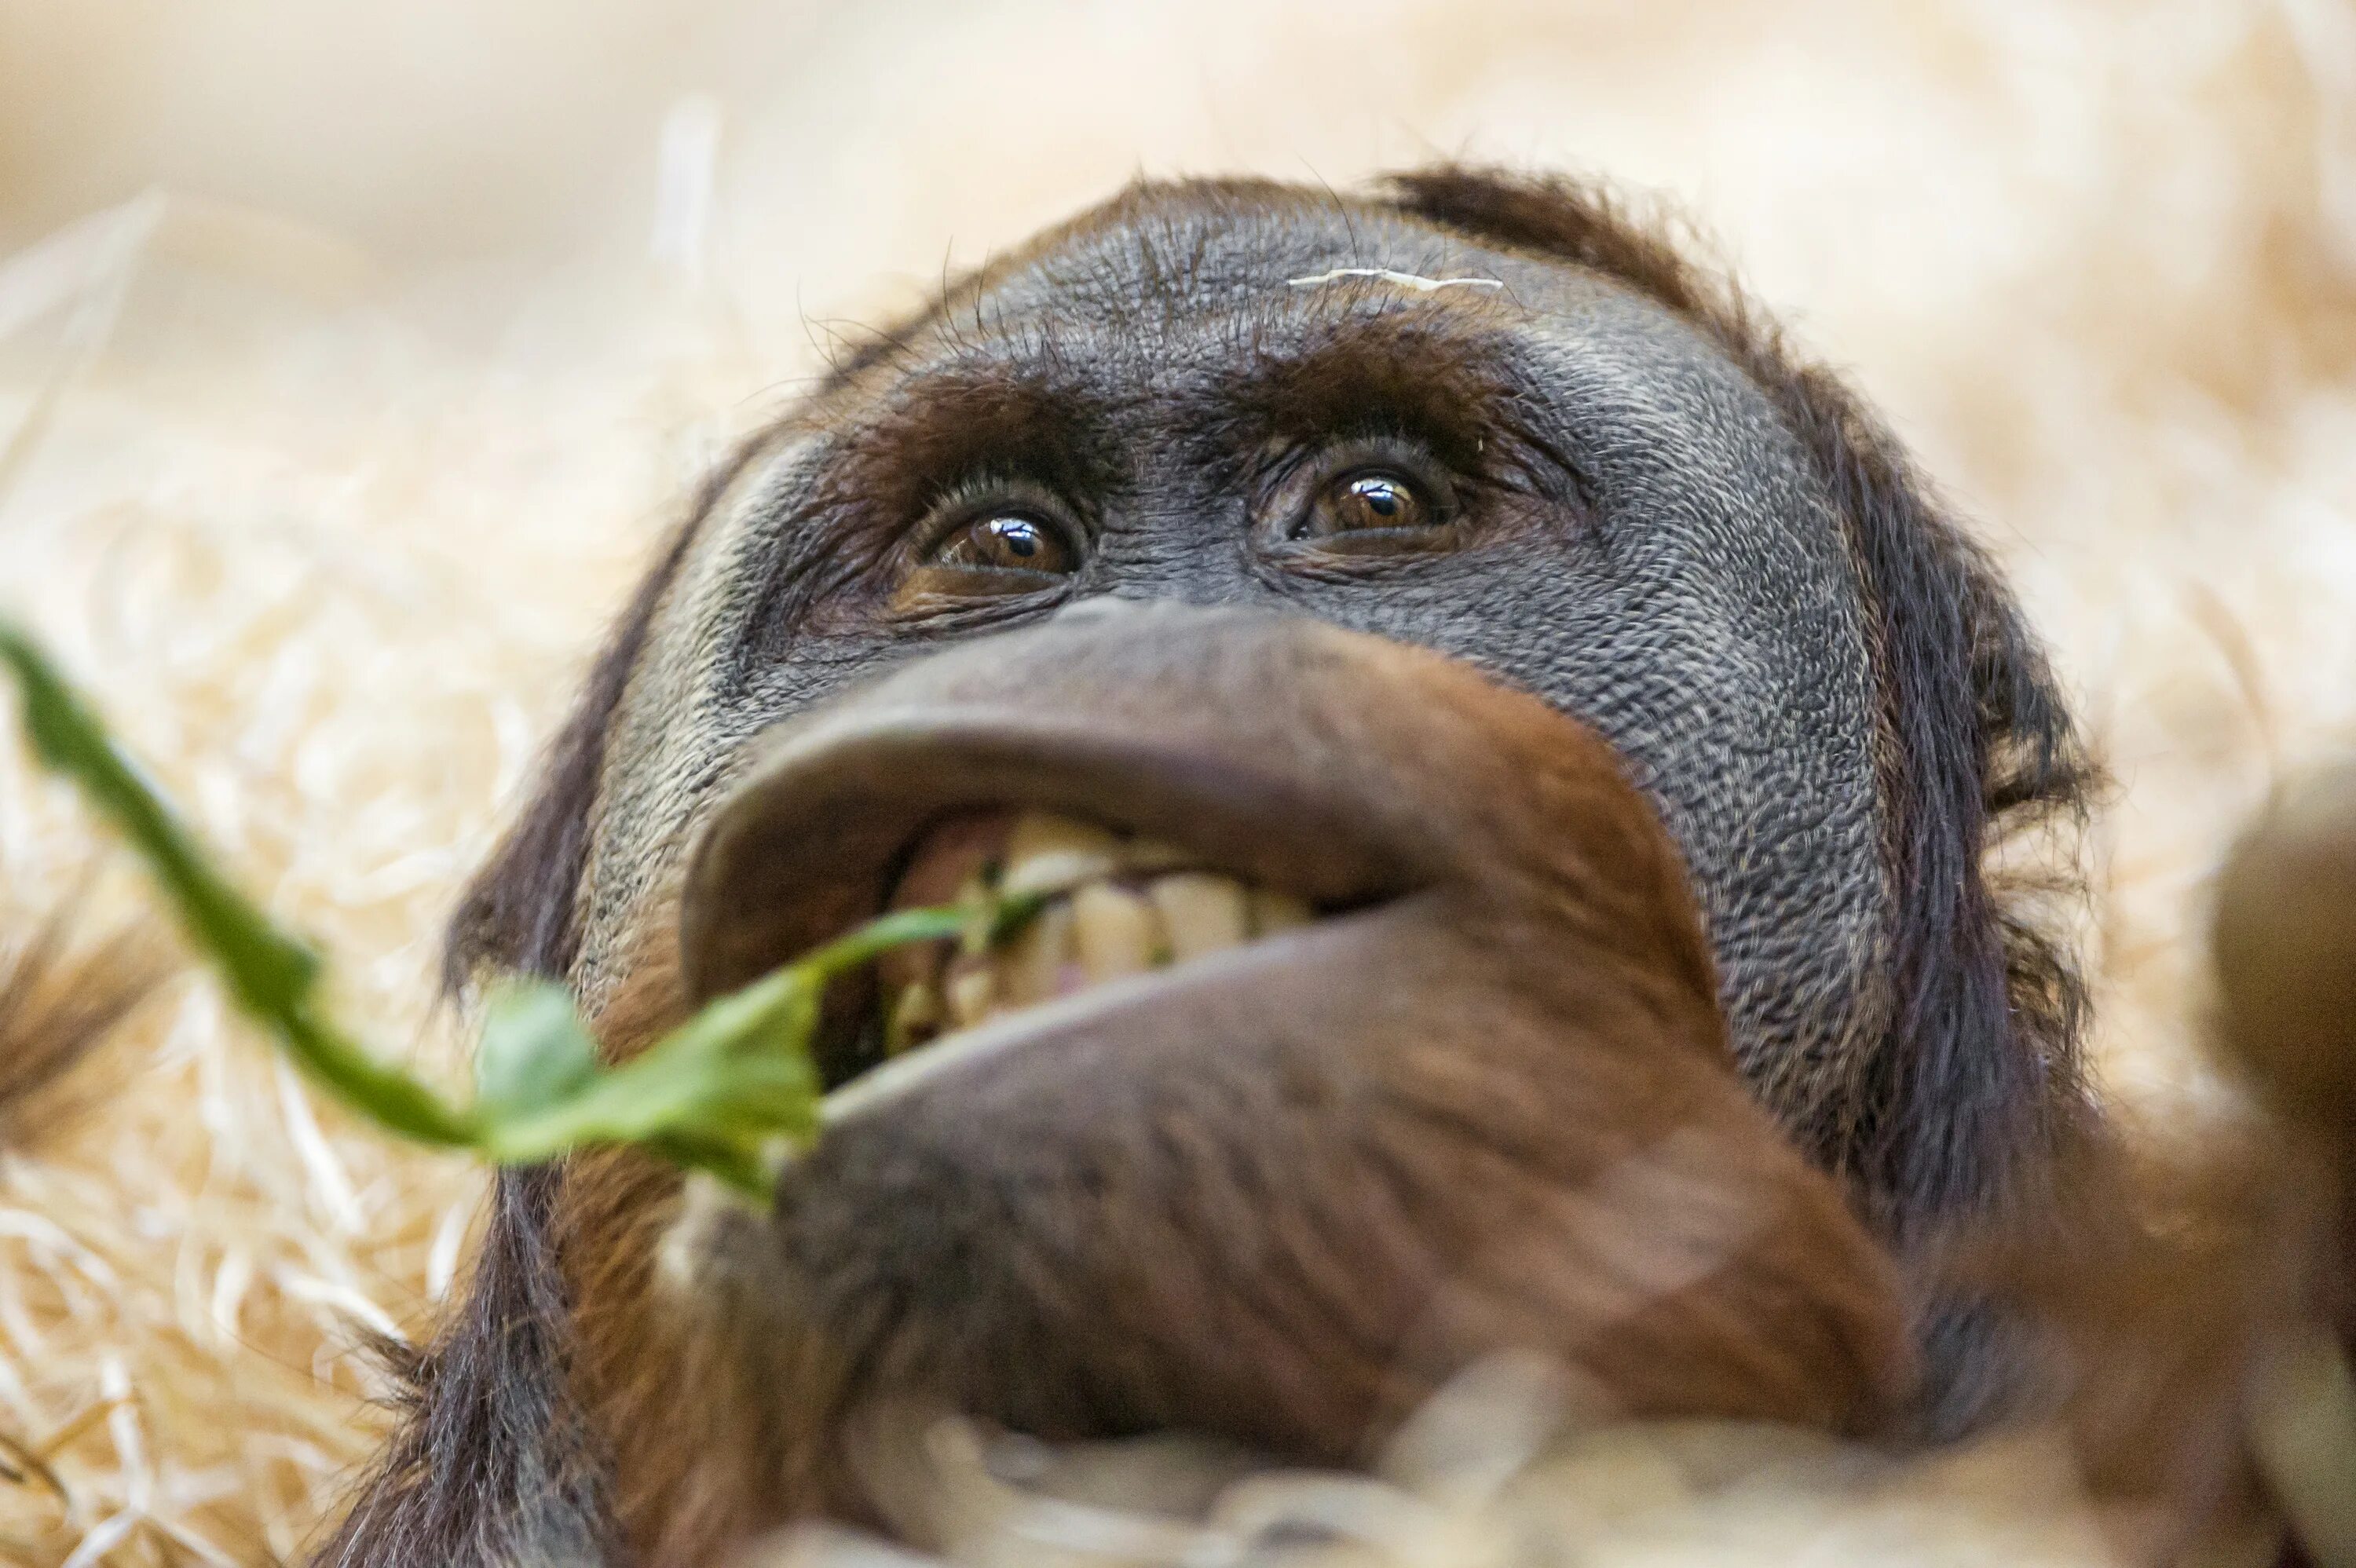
1306 471 1433 537
932 513 1077 576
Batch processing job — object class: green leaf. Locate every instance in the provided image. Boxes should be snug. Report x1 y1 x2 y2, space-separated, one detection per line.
3 614 1030 1205
474 979 602 1117
477 967 821 1160
2 618 478 1149
277 1006 482 1148
0 620 320 1019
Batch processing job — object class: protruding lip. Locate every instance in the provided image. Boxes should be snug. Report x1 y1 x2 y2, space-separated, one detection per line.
678 700 1439 1022
813 901 1409 1128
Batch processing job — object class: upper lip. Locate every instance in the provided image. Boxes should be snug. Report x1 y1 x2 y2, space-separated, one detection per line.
675 605 1502 1115
679 702 1430 1010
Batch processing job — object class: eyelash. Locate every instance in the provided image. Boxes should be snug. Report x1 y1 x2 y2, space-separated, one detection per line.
912 474 1078 558
1260 435 1462 517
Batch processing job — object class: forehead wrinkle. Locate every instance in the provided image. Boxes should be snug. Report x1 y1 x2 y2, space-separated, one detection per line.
1268 291 1513 370
818 189 1678 441
979 254 1531 393
819 179 1660 399
970 194 1447 330
818 269 1580 481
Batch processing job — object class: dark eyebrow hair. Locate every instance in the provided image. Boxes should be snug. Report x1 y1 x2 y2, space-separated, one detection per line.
1207 305 1518 473
819 365 1110 519
728 364 1112 665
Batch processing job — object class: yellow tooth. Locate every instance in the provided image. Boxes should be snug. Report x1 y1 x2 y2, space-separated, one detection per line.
1073 883 1166 981
947 966 996 1028
884 980 943 1055
1248 888 1313 936
1148 873 1251 962
999 897 1078 1006
1000 813 1122 897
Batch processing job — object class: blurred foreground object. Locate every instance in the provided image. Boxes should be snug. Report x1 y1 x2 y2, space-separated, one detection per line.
2213 762 2356 1187
2212 759 2356 1566
742 1383 2122 1568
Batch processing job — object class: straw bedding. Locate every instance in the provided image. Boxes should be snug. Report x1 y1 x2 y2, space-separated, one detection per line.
2 2 2352 1561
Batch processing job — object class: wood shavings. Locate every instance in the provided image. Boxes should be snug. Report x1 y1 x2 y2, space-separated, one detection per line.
1286 267 1505 293
750 1373 2121 1568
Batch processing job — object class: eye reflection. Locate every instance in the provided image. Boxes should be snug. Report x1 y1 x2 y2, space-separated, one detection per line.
931 513 1077 576
1301 470 1440 538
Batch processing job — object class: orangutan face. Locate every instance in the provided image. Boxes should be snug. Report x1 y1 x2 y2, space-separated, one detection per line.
346 170 2083 1568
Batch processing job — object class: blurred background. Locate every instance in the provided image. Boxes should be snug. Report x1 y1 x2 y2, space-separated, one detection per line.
1 1 2353 1560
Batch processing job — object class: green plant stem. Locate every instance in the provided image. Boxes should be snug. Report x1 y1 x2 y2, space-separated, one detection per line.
3 616 1035 1204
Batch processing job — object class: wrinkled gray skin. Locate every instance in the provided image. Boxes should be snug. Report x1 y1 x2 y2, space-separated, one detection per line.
576 196 1885 1131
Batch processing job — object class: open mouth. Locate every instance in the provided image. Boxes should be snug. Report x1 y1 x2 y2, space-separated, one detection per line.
677 716 1433 1108
670 610 1514 1117
862 809 1322 1079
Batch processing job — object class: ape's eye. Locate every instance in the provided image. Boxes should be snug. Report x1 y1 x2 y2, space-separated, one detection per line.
1299 470 1441 539
929 512 1078 576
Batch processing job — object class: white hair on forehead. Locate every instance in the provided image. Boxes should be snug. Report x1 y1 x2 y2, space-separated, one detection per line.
1286 267 1505 294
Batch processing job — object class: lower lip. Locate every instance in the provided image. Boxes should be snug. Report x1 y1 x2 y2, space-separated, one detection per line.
813 913 1368 1129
